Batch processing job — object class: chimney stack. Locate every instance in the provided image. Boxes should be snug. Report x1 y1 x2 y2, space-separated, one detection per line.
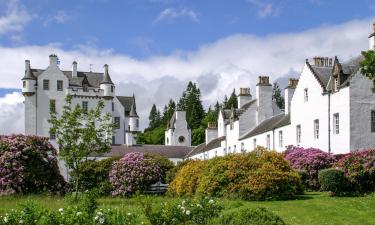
256 75 273 124
49 54 58 66
313 56 333 67
205 122 218 144
284 78 298 115
237 87 252 108
72 61 77 78
25 60 30 71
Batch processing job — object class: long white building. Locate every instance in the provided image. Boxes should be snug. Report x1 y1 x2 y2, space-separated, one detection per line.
22 54 139 145
187 23 375 159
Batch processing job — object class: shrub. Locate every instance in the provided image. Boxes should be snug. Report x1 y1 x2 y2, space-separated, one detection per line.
283 146 335 190
318 168 346 196
166 159 192 183
213 207 286 225
0 135 66 195
335 149 375 193
145 153 175 183
143 197 222 225
70 157 119 195
168 160 206 197
109 152 162 196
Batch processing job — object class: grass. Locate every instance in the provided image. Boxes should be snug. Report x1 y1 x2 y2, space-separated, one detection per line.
0 192 374 225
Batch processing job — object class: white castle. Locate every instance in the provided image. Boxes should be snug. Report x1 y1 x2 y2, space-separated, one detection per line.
22 55 139 146
186 23 375 159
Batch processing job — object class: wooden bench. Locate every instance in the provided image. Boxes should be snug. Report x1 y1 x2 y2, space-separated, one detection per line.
144 181 169 194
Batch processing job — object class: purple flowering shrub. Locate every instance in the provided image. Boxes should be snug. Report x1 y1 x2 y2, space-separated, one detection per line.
0 134 66 195
283 146 335 189
335 149 375 193
109 152 162 196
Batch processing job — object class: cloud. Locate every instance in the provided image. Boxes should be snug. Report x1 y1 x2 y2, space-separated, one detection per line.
0 0 32 34
154 8 199 23
247 0 280 18
0 92 24 135
0 18 373 132
44 10 70 26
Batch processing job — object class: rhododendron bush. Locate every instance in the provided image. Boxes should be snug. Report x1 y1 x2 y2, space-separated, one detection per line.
335 149 375 193
283 146 335 189
0 135 65 195
109 152 161 196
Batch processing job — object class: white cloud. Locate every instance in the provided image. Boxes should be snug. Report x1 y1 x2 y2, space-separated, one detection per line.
0 0 32 34
0 18 373 132
44 10 70 26
247 0 280 18
154 8 198 23
0 92 24 135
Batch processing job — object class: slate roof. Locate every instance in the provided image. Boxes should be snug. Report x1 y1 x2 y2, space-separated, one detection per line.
117 96 135 116
102 144 193 159
307 64 332 90
185 136 225 158
22 65 36 80
166 111 190 130
239 114 290 140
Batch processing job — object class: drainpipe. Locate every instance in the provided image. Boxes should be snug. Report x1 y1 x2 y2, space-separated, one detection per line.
327 90 332 154
272 129 275 150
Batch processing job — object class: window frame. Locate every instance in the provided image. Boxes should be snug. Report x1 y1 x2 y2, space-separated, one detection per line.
333 113 339 134
266 134 270 150
253 138 257 150
314 119 319 139
279 130 283 148
43 79 49 90
82 101 88 113
304 88 308 102
114 117 120 129
371 110 375 133
296 125 301 144
49 99 56 113
57 80 63 91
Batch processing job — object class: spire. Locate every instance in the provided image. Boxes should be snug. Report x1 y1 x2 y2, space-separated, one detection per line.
22 60 36 80
129 94 138 117
100 64 113 84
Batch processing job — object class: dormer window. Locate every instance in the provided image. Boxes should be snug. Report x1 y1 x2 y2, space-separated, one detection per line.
83 84 88 92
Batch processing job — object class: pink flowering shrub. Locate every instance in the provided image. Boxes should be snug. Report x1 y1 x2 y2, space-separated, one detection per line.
283 146 335 189
0 135 66 195
109 152 162 196
335 149 375 193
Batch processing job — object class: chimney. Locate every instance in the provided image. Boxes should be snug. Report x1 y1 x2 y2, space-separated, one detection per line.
49 54 58 66
369 22 375 50
313 56 333 67
237 87 252 108
25 60 30 71
205 122 218 144
284 78 298 114
72 61 77 78
256 76 273 124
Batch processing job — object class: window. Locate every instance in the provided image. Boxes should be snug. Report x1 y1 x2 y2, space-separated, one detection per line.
111 85 114 92
241 142 245 152
334 78 339 92
114 117 120 129
136 119 139 128
372 110 375 133
178 136 185 143
83 84 88 92
43 80 49 90
296 125 301 144
223 148 227 155
215 150 218 157
112 136 115 144
57 80 63 91
314 119 319 139
112 102 114 111
279 131 283 148
82 101 88 113
253 139 257 150
230 121 234 130
304 88 308 102
266 134 270 150
228 147 231 154
49 99 56 113
50 131 56 140
166 138 169 144
23 81 26 88
333 113 339 134
234 145 237 153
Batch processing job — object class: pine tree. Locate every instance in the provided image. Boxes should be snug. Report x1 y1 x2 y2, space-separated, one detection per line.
272 82 285 109
148 104 158 130
226 89 238 109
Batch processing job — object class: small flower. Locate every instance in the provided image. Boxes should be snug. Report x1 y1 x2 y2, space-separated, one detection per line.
76 212 82 216
99 217 105 224
19 220 23 224
209 199 214 204
186 210 191 215
127 213 132 216
94 216 99 220
59 208 64 212
3 216 8 223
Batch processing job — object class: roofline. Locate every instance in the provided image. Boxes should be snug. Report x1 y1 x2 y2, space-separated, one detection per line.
305 60 327 91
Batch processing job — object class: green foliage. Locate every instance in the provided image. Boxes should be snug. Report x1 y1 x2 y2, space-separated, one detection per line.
224 89 238 109
359 50 375 91
318 169 347 196
49 95 115 194
213 207 286 225
69 157 119 195
169 147 303 200
147 104 162 130
146 153 175 183
272 82 285 109
192 126 205 146
166 159 192 183
137 127 165 145
142 197 222 225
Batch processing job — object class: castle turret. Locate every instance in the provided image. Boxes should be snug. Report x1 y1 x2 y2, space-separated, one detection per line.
100 64 114 99
128 94 139 132
369 22 375 50
22 60 36 96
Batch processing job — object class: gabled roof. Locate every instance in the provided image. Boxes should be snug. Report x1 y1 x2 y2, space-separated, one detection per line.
117 96 136 116
103 144 193 159
239 113 290 140
306 62 332 90
185 136 225 158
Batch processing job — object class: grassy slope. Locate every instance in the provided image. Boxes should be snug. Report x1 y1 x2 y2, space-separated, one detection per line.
0 192 374 225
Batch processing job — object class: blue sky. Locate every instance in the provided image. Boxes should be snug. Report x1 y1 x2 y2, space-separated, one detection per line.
0 0 375 133
1 0 374 58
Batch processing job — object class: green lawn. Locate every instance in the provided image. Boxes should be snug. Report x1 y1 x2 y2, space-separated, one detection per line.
0 192 374 225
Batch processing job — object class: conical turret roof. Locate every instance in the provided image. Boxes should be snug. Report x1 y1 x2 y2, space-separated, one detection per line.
22 62 36 80
100 64 113 84
129 94 138 117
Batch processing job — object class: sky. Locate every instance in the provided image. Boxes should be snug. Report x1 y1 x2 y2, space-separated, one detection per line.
0 0 375 134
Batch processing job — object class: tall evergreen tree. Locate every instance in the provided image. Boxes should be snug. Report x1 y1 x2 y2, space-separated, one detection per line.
272 82 285 109
225 89 238 109
148 104 158 130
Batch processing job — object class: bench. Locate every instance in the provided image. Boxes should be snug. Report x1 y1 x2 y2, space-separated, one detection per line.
144 181 169 194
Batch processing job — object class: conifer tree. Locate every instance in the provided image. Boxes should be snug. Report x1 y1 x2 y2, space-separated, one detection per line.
148 104 158 130
272 82 285 109
225 89 238 109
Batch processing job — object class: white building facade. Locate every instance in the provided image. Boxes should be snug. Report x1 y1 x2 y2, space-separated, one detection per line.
165 111 191 147
187 23 375 159
22 54 139 146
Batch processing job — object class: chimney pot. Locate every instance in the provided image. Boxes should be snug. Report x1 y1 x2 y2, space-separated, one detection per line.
49 54 58 66
72 61 78 78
